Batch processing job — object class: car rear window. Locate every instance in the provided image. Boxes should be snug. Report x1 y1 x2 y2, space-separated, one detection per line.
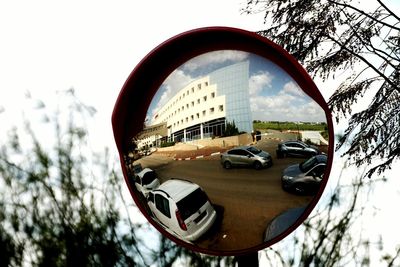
142 171 157 185
176 188 208 221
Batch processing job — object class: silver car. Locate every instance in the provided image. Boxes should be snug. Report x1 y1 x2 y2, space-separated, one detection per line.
220 146 273 170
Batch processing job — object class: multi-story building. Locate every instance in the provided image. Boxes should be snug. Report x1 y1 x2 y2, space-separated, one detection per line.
139 61 253 148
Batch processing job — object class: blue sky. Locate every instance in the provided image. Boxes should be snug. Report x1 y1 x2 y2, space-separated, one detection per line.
148 50 327 123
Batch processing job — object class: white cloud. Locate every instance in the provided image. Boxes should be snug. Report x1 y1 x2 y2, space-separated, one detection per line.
149 70 193 122
251 93 295 110
163 69 193 92
249 79 327 122
182 50 249 72
282 81 306 97
249 71 274 96
250 93 326 122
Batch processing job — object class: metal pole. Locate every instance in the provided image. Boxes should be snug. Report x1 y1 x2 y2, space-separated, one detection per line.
235 252 259 267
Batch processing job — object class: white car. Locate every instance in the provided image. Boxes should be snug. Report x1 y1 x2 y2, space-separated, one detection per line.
134 168 160 197
147 179 217 242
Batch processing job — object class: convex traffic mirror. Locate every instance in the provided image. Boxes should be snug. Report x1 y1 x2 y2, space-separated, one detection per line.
112 27 334 256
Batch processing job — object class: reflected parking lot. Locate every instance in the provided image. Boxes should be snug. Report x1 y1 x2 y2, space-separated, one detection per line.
128 136 326 250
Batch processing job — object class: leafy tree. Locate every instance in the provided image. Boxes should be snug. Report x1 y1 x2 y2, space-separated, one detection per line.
243 0 400 178
241 1 400 266
0 90 238 266
0 91 149 266
257 155 400 267
223 121 240 137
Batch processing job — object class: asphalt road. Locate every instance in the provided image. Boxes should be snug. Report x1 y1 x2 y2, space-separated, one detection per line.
137 138 316 252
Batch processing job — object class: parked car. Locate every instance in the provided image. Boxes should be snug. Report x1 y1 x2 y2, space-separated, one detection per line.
220 146 273 170
147 179 217 242
281 154 327 195
276 140 320 158
263 206 307 242
134 168 160 197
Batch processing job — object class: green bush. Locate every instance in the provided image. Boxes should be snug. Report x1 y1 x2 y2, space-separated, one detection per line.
160 141 175 148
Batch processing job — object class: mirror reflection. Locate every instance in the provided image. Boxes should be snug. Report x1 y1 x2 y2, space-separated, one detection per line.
124 50 329 251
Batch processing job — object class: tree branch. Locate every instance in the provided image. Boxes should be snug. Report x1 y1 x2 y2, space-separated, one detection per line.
327 0 400 31
376 0 400 22
326 35 400 92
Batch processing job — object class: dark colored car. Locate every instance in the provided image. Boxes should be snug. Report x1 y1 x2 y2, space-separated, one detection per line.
276 140 320 158
263 206 307 242
220 146 273 170
281 154 327 195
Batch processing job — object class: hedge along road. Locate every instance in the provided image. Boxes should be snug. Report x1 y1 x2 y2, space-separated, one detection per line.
139 138 316 252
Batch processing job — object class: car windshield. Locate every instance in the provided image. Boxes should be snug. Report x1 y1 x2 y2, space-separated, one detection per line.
299 157 317 173
142 171 157 185
176 188 208 221
247 147 262 154
301 142 310 148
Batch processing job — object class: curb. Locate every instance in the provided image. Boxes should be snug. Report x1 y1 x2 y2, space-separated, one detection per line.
174 151 221 161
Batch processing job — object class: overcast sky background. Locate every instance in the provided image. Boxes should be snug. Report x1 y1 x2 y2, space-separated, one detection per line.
148 51 327 124
1 0 400 264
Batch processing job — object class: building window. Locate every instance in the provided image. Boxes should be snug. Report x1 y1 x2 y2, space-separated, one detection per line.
210 107 215 114
205 81 208 86
192 87 194 93
203 96 207 102
202 110 206 116
191 115 194 120
196 113 200 119
187 90 189 95
197 99 200 104
186 103 189 109
219 105 224 112
191 101 194 107
182 106 184 111
211 92 215 98
198 84 201 90
186 117 188 122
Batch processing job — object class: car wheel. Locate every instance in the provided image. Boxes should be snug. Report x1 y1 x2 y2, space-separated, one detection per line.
267 160 273 168
224 161 232 169
253 161 262 170
293 184 306 194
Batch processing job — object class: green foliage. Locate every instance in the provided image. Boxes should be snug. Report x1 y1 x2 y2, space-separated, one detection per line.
0 91 144 266
254 121 327 132
244 0 400 178
0 91 237 266
223 120 239 137
160 141 176 148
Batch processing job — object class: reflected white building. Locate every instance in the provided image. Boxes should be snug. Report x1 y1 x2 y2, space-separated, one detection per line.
140 61 253 148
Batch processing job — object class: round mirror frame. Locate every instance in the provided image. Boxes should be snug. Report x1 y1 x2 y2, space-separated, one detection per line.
112 27 334 256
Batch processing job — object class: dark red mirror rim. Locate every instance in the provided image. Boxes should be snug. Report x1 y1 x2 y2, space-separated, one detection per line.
112 26 334 256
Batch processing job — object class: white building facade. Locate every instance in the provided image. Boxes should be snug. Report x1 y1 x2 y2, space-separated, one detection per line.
147 61 253 145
